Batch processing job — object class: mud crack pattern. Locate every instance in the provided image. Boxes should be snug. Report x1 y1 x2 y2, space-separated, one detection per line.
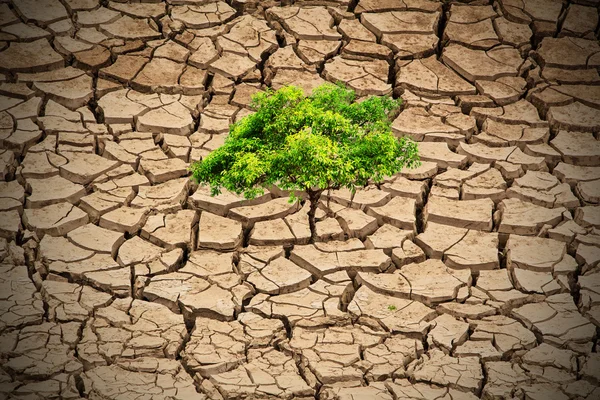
0 0 599 398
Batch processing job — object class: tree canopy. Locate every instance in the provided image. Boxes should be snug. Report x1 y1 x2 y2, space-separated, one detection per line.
191 83 419 241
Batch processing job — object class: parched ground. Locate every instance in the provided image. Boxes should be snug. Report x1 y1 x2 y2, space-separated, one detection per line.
0 0 600 399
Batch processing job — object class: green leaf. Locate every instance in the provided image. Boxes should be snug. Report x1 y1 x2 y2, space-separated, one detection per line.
190 83 420 201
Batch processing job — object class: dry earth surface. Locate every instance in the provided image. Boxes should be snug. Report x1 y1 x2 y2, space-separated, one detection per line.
0 0 599 398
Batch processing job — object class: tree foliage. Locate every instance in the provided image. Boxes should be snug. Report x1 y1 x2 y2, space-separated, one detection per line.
191 83 420 240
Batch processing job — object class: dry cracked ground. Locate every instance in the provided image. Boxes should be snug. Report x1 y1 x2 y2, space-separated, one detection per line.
0 0 600 399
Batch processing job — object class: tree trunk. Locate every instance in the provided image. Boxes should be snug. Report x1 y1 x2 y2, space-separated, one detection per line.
307 190 321 244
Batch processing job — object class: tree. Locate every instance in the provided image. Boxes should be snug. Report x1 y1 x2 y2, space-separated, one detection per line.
191 83 420 243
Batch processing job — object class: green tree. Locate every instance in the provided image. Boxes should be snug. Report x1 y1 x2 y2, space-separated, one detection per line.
191 83 419 242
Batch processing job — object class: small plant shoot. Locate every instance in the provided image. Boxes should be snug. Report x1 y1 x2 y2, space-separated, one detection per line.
191 83 420 242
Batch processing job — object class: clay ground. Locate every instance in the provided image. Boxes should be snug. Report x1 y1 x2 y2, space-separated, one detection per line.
0 0 600 399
